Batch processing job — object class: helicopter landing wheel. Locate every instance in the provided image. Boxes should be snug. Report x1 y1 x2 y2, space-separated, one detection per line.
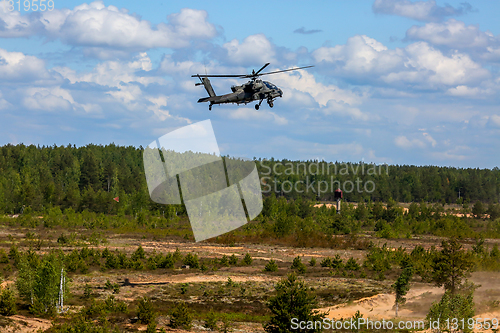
209 104 212 111
255 104 260 110
268 101 274 108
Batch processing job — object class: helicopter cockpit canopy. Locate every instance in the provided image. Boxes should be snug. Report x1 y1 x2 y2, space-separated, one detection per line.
263 81 278 90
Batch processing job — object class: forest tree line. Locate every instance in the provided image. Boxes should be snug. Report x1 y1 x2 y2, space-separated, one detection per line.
0 143 499 214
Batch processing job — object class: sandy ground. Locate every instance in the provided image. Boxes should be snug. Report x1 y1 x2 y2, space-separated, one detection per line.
3 315 52 333
318 285 443 320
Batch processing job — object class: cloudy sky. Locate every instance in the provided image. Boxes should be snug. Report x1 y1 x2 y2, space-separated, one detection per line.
1 0 499 168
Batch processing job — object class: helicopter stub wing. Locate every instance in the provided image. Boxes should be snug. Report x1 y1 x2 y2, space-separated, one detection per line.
197 95 223 103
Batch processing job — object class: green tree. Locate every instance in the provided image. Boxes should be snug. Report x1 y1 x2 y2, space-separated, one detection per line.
32 259 62 314
204 310 219 331
243 253 253 266
392 265 413 317
426 282 475 333
169 302 192 330
0 286 17 315
137 297 156 324
264 273 326 333
264 260 278 272
432 238 474 295
472 201 484 218
16 254 38 305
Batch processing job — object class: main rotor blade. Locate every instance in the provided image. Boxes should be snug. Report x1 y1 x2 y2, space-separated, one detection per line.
254 63 270 75
250 65 314 77
191 74 245 78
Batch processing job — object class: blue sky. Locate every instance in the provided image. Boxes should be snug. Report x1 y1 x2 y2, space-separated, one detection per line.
1 0 500 168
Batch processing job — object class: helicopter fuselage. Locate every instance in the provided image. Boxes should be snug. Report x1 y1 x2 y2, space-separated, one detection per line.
213 80 283 105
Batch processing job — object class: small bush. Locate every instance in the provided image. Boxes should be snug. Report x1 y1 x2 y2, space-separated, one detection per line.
321 255 343 269
145 321 157 333
112 283 120 294
160 253 174 269
243 253 253 266
137 297 156 325
180 283 188 295
104 279 113 290
182 253 199 269
0 250 9 264
291 256 307 274
264 260 278 272
0 287 16 316
220 255 229 266
83 284 93 299
345 257 360 271
229 254 238 265
169 302 192 330
132 245 146 261
172 248 183 262
309 258 316 267
204 310 218 331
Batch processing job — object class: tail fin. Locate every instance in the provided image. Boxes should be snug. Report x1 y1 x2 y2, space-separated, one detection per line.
196 77 216 97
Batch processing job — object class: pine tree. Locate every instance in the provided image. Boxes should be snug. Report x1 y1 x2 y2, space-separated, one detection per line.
264 273 326 333
432 238 474 294
392 265 413 317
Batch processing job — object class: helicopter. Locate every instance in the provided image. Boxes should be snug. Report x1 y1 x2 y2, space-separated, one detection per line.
192 63 313 111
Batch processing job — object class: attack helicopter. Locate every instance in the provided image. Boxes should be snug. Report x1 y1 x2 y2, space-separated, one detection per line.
192 63 313 111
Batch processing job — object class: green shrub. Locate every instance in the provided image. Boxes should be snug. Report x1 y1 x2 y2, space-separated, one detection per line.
321 255 343 269
160 253 174 269
145 321 157 333
180 283 188 295
0 287 16 315
104 279 113 290
229 254 238 265
83 284 93 299
112 283 120 294
169 302 192 330
132 245 146 261
220 255 229 266
264 260 278 272
291 256 307 274
204 310 218 331
182 253 199 269
172 248 182 262
345 257 360 271
309 258 316 267
137 297 156 324
243 253 253 266
264 273 326 333
0 249 9 264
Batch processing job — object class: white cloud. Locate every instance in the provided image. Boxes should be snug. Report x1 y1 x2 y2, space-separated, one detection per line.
487 115 500 128
446 85 493 98
430 145 471 160
0 48 54 83
314 36 490 88
384 42 490 87
22 87 74 112
226 107 288 125
406 19 495 48
0 2 217 54
395 135 426 149
313 35 401 75
373 0 473 22
223 34 276 65
271 70 364 107
422 132 437 147
55 52 160 87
